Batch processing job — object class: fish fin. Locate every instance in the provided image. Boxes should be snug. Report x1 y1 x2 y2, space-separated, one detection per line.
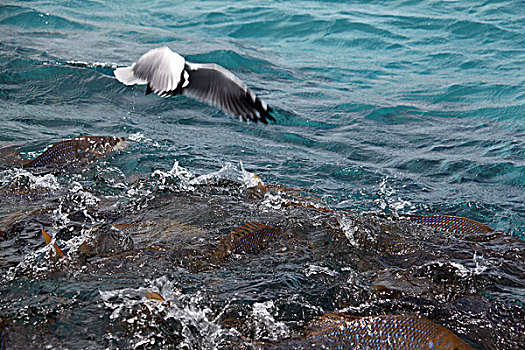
318 313 357 322
42 228 52 245
229 222 278 238
335 312 360 319
54 243 65 258
77 241 93 255
145 292 165 301
41 229 65 258
112 223 131 230
210 246 229 262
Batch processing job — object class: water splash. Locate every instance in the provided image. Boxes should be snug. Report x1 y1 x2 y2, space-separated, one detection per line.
100 276 237 349
251 301 290 341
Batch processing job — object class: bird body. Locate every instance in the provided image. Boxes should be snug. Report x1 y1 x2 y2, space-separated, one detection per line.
114 47 274 123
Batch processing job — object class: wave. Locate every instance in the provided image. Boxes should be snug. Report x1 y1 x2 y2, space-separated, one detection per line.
0 5 94 31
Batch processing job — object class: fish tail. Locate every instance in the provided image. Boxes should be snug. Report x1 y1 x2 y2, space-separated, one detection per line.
145 292 165 301
229 222 277 238
41 229 65 258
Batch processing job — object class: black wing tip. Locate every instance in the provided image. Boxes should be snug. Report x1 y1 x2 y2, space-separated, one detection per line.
264 106 276 122
249 94 275 124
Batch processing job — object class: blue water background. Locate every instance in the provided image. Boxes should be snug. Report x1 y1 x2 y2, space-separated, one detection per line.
1 0 524 237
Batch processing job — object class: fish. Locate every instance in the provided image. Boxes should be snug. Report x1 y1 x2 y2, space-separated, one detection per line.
266 313 475 349
41 228 65 258
114 47 274 123
23 136 126 168
212 222 281 261
400 214 494 235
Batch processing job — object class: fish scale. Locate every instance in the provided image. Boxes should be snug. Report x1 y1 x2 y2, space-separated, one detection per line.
212 222 281 261
25 136 125 167
307 314 475 350
229 223 280 254
400 214 493 235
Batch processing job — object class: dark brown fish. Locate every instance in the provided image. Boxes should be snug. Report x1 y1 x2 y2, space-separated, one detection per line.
400 214 494 234
23 136 126 168
213 222 281 261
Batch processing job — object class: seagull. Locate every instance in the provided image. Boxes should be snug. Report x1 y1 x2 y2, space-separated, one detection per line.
114 47 274 124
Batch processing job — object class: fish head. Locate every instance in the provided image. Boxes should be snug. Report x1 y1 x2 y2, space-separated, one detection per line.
82 136 127 156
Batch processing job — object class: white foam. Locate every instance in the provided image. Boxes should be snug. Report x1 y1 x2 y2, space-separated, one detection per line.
251 301 290 341
0 168 60 192
337 215 359 247
261 192 285 210
151 161 265 193
128 132 150 142
305 264 339 277
191 162 264 188
100 276 236 349
374 176 414 212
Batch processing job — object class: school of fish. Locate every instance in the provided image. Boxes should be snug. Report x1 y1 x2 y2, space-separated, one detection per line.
4 136 500 349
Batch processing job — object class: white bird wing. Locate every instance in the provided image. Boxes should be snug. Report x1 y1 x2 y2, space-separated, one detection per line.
184 62 273 123
114 47 186 96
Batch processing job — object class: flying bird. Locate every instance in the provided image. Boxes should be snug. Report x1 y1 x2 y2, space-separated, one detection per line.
114 47 274 124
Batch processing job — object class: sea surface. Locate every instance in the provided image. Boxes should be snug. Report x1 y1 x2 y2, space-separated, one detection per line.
0 1 524 349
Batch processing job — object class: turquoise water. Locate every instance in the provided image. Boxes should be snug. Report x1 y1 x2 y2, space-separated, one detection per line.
1 1 524 349
1 0 523 235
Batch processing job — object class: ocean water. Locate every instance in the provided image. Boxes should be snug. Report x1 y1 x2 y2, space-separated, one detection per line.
0 1 524 349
